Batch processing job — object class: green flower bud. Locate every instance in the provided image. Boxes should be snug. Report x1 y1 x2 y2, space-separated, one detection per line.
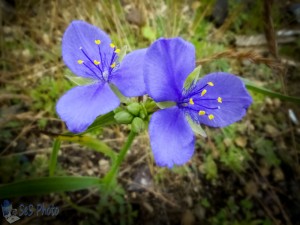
131 117 145 133
139 104 148 119
127 102 141 116
114 111 133 124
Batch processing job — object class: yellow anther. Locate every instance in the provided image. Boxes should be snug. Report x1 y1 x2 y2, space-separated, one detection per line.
189 98 194 105
201 89 207 96
218 97 222 103
208 114 214 120
114 48 121 54
77 60 84 64
110 62 116 68
207 82 214 86
110 43 115 48
199 110 206 116
95 39 101 45
93 60 100 65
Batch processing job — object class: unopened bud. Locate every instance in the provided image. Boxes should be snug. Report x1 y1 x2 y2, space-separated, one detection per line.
139 106 147 119
131 117 145 133
127 102 141 116
114 111 133 124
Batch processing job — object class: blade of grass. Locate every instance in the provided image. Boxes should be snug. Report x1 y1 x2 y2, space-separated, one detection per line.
243 79 300 104
0 176 101 198
82 111 116 134
57 135 116 161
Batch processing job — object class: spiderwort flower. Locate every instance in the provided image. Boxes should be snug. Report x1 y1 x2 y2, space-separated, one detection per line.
144 38 252 168
56 21 146 133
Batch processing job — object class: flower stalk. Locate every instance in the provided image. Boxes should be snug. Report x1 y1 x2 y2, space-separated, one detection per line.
102 130 136 189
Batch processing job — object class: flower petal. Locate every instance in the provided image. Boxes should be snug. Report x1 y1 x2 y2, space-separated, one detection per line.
189 72 252 127
62 20 111 79
149 107 195 168
110 48 147 97
144 38 195 102
56 83 120 133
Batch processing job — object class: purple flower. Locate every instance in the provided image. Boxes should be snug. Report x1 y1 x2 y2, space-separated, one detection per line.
144 38 252 168
56 21 146 133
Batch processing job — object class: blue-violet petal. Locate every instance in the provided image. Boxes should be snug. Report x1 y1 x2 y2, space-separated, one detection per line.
56 83 120 133
149 107 195 168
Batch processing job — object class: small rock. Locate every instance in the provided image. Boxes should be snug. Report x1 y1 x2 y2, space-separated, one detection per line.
42 33 50 46
273 99 281 108
259 166 270 177
265 97 273 106
98 159 109 173
234 137 247 148
272 167 285 181
87 169 93 176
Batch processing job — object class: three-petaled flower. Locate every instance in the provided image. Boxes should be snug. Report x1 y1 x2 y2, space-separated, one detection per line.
56 21 146 133
144 38 252 168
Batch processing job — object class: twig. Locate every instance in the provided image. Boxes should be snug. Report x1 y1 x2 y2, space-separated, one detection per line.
196 49 283 71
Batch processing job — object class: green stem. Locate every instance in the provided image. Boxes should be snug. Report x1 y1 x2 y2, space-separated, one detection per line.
102 130 136 188
49 139 61 176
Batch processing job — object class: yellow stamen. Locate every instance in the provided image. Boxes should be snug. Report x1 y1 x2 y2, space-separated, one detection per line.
95 39 101 45
201 89 207 96
93 60 100 65
208 114 214 120
110 43 115 48
189 98 194 105
77 60 84 64
199 110 205 116
114 48 120 54
110 62 116 68
207 82 214 86
218 97 222 103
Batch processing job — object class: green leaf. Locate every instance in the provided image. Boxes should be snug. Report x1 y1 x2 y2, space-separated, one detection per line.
109 83 129 103
0 176 101 198
83 111 116 134
65 75 94 86
242 78 300 104
57 135 116 161
118 45 128 62
186 116 207 137
144 100 157 113
156 101 176 109
184 65 202 89
49 139 61 176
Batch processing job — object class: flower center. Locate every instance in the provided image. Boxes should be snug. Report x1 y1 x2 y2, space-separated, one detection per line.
179 82 222 120
76 40 120 82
